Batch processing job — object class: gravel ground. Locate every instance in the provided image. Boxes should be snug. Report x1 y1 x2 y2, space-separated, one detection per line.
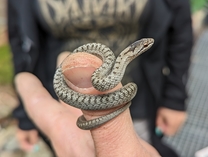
0 85 54 157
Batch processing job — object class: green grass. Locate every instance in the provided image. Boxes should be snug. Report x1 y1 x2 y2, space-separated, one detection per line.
0 44 14 85
191 0 207 13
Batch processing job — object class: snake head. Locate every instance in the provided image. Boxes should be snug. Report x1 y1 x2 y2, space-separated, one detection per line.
130 38 154 56
121 38 154 61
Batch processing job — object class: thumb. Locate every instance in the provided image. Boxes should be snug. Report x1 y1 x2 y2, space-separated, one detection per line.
59 52 141 156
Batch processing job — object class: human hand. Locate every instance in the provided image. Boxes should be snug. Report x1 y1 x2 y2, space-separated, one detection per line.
15 52 160 157
16 128 39 152
156 107 187 136
15 73 95 157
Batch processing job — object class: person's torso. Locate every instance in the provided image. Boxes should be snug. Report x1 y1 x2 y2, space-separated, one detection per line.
36 0 148 55
34 0 149 85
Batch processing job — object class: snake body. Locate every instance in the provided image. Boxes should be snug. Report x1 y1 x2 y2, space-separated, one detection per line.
53 38 154 130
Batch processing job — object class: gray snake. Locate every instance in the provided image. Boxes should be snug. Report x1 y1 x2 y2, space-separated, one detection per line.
53 38 154 130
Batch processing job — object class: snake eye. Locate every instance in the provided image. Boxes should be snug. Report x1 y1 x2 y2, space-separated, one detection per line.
144 42 149 46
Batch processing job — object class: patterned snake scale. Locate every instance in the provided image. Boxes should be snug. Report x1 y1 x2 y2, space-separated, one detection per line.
53 38 154 130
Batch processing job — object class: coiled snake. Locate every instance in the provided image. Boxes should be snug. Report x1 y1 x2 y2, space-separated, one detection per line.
53 38 154 130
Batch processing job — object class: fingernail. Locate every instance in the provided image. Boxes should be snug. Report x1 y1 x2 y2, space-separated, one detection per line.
155 127 163 137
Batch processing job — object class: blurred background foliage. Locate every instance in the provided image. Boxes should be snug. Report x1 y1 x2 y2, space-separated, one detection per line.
0 44 13 85
191 0 207 12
